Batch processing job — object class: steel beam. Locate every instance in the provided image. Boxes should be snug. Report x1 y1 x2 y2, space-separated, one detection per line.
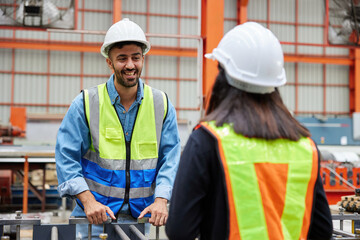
237 0 248 24
285 54 353 66
1 39 352 65
354 49 360 112
0 39 197 57
0 39 99 52
201 0 224 105
113 0 121 23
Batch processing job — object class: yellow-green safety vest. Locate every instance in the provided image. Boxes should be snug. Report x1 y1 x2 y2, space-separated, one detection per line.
79 82 167 218
200 121 318 240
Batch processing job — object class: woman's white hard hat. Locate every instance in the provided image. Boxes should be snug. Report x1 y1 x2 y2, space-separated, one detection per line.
101 18 151 58
205 22 286 94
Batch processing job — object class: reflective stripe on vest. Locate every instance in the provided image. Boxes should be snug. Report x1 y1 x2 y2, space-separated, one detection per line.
201 121 318 240
82 82 167 216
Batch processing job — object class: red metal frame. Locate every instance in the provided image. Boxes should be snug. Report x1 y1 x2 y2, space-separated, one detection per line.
176 0 182 116
321 166 360 205
353 50 360 113
113 0 121 23
74 0 78 30
230 0 359 116
201 0 224 109
0 0 359 118
295 0 299 115
237 0 248 25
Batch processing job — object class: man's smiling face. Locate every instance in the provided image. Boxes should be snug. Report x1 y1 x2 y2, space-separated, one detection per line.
107 43 144 88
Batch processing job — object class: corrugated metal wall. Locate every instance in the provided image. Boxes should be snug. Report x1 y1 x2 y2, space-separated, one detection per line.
0 0 353 136
247 0 350 117
122 0 201 127
0 0 202 130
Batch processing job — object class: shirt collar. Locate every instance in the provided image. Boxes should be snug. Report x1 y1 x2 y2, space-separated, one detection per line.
106 74 144 105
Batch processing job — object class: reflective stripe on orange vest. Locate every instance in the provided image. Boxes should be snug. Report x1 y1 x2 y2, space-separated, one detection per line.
200 121 318 240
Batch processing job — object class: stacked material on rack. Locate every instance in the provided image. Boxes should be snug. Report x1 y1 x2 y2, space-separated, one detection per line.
339 189 360 212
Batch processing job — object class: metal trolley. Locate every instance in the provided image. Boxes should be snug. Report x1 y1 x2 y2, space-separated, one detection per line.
332 207 360 240
0 211 160 240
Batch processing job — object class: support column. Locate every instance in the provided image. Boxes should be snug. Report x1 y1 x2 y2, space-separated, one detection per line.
237 0 248 24
74 0 78 29
353 49 360 113
201 0 224 109
113 0 122 23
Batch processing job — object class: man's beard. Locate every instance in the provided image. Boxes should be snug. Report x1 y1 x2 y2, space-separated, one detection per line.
112 62 141 88
114 70 139 88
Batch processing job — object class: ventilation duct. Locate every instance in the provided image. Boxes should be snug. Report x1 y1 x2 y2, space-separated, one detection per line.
328 0 360 45
0 0 74 29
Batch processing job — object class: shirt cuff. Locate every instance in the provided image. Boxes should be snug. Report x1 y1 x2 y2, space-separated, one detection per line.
57 177 89 198
154 185 172 201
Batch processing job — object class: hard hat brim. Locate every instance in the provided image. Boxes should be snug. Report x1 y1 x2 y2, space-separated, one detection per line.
204 53 215 60
204 48 287 92
101 40 151 58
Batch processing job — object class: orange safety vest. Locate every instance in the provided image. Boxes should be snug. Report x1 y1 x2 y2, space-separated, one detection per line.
200 121 319 240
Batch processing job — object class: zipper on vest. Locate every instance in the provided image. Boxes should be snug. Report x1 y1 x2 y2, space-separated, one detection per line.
124 141 131 203
112 96 140 217
111 102 130 216
125 104 140 218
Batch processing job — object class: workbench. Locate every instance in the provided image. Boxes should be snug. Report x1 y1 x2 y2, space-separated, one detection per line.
0 145 55 213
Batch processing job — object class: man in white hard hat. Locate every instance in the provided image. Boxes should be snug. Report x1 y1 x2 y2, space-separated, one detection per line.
56 18 181 239
166 22 332 240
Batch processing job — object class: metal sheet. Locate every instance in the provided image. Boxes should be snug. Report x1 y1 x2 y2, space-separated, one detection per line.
0 219 41 225
0 145 55 158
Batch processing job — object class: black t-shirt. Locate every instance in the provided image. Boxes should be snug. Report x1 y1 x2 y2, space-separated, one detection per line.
166 127 333 240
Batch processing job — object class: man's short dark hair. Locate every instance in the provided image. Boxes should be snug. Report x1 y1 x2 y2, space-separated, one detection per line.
107 41 146 58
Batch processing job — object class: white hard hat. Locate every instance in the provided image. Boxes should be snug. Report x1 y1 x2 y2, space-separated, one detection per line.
205 22 286 94
101 18 151 58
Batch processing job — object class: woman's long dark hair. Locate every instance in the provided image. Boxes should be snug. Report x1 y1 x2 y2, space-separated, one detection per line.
202 65 310 141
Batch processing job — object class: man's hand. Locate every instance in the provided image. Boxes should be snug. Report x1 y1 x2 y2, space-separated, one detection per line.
138 197 168 226
76 190 116 224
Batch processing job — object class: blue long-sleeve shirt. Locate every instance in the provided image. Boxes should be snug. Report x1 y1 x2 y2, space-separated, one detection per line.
55 75 181 202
